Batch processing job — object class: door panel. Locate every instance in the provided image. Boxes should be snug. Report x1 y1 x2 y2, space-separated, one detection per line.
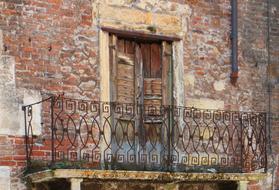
117 57 135 103
115 38 136 104
150 43 162 78
141 42 162 112
141 43 151 78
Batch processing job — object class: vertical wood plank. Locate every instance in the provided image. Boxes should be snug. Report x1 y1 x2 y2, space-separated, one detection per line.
134 44 144 148
109 34 118 102
116 39 135 103
141 43 151 78
125 40 134 54
162 41 172 106
116 62 134 103
100 31 110 102
135 44 144 106
151 43 162 78
117 39 125 53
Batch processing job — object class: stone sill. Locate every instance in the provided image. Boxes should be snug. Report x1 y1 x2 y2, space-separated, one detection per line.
27 169 269 183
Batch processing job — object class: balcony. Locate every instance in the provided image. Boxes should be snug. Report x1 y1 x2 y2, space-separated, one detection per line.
22 95 267 174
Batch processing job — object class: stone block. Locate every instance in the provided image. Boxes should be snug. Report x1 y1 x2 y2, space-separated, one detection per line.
100 5 147 25
0 55 20 135
213 80 226 91
0 55 42 135
0 166 10 190
98 4 182 35
0 55 42 136
19 89 42 136
186 98 224 110
185 74 195 87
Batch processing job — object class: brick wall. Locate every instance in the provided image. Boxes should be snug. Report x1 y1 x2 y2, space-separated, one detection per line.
0 0 277 189
1 0 99 98
0 1 99 188
270 0 279 190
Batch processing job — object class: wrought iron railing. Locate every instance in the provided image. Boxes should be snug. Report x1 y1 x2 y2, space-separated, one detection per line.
22 95 267 173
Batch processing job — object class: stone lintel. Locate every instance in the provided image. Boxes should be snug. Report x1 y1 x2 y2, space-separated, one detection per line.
98 4 183 37
27 169 269 184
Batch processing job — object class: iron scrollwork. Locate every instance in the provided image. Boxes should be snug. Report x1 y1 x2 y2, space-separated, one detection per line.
22 95 267 173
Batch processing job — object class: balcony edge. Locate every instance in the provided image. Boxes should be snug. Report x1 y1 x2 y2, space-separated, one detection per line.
26 169 270 183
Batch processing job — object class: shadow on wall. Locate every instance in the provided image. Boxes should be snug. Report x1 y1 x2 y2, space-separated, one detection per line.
32 180 238 190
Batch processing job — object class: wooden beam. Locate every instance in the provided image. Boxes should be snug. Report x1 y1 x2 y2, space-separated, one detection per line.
162 41 173 106
109 34 118 102
101 27 181 42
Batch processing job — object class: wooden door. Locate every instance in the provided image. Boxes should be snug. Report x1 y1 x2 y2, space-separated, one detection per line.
109 35 173 168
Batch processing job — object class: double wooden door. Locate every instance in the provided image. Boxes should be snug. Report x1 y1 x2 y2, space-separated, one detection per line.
108 34 173 168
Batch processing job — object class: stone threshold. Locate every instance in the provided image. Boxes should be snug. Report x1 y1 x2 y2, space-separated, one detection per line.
27 169 269 184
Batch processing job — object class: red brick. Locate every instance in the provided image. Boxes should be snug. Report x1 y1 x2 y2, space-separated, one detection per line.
0 161 16 166
15 138 25 145
15 162 26 167
0 156 13 161
13 155 26 161
32 151 45 157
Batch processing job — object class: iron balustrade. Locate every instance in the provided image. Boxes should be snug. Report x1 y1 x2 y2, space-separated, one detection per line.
22 95 267 173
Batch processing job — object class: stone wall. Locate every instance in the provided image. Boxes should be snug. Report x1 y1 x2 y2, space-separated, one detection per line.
0 0 277 189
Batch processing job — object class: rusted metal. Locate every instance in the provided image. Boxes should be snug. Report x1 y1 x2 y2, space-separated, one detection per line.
230 71 238 86
230 0 238 86
51 96 55 167
22 106 30 168
22 95 267 173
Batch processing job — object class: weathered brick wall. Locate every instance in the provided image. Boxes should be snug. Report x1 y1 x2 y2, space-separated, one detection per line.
238 0 269 112
184 0 232 109
270 0 279 190
0 0 276 189
184 0 268 112
1 0 99 98
0 0 98 189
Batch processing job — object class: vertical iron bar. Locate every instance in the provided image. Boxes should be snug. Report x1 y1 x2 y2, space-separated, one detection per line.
240 113 244 173
167 105 172 171
168 42 174 171
50 96 55 167
265 113 268 172
22 106 30 169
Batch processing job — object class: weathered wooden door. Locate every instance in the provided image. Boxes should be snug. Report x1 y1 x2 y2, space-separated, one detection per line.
109 35 173 169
